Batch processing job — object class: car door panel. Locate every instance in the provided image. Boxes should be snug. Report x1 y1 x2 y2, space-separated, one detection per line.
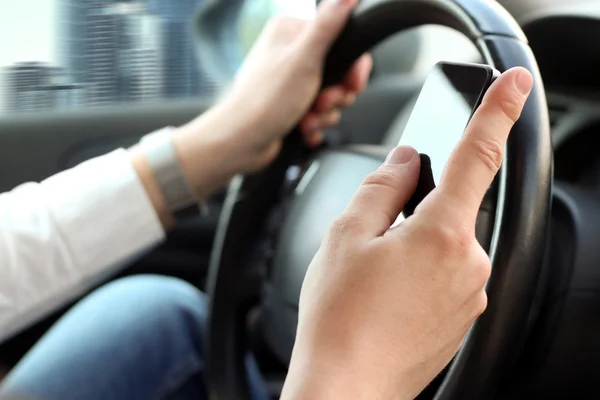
0 99 213 191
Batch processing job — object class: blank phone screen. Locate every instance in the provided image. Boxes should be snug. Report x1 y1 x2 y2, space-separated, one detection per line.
398 62 493 186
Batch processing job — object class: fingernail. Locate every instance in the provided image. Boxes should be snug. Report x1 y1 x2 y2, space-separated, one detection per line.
515 69 533 95
385 146 415 165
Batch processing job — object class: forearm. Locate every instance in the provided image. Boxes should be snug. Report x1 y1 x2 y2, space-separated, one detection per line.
283 365 415 400
283 354 394 400
0 149 164 343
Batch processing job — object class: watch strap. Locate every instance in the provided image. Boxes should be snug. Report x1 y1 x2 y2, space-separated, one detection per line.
139 127 205 220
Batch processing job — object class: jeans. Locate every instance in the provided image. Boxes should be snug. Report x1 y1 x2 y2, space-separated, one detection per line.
0 275 269 400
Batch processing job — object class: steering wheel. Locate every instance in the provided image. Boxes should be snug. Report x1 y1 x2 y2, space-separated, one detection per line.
205 0 553 399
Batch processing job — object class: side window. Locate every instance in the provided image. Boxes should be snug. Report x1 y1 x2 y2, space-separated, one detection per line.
0 0 224 117
0 0 315 117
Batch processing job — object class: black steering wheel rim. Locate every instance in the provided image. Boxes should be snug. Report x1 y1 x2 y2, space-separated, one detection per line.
205 1 553 399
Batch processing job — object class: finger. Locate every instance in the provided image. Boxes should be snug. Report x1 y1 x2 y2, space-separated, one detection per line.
314 89 357 113
314 87 347 112
338 146 420 238
306 131 324 147
300 113 320 136
319 109 342 129
434 67 533 225
301 0 356 59
301 108 342 133
343 54 373 92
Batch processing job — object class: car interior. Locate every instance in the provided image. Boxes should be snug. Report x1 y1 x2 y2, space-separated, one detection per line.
1 0 600 398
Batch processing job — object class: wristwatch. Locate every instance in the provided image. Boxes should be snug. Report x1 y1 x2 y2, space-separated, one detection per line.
139 127 206 221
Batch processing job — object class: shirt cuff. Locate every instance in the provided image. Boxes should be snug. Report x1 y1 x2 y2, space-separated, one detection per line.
42 148 166 279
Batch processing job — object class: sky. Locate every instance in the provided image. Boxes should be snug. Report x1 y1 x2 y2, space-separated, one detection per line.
0 0 312 68
0 0 57 67
0 0 56 112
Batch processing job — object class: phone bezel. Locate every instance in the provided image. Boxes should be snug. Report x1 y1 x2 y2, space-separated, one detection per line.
437 61 500 122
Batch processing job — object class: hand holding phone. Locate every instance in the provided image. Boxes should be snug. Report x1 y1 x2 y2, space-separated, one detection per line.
399 61 500 217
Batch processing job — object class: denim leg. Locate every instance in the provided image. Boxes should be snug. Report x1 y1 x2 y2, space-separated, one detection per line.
0 275 209 400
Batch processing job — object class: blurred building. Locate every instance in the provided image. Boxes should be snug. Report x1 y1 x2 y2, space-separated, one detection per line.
84 4 121 106
60 0 101 85
110 3 164 103
60 1 162 106
4 62 55 112
3 62 86 113
27 83 87 112
61 0 206 106
145 0 207 97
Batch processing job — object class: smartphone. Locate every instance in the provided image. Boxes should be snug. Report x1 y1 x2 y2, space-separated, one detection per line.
400 61 500 218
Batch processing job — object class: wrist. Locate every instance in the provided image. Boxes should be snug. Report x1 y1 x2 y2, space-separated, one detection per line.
205 94 287 174
283 339 410 400
282 321 432 400
172 102 251 199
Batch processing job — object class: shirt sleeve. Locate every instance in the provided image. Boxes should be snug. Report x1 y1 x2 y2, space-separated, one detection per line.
0 148 166 343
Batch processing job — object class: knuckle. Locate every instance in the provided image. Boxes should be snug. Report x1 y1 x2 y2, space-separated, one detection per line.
474 254 492 288
329 213 365 238
496 96 524 123
362 168 400 191
266 15 288 30
471 138 504 173
265 16 302 37
327 111 342 126
473 291 489 317
430 224 472 258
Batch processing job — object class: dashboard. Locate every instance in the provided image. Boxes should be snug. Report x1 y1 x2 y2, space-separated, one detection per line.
520 8 600 188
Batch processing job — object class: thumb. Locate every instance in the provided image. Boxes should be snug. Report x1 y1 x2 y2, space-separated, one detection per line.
301 0 356 58
340 146 421 238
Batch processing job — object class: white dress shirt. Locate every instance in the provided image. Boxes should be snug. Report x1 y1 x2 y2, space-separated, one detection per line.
0 148 165 344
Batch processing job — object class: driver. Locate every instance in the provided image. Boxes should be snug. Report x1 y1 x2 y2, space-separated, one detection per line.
0 0 533 399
